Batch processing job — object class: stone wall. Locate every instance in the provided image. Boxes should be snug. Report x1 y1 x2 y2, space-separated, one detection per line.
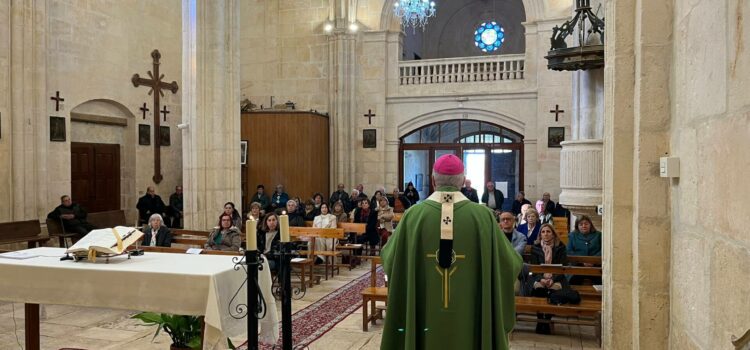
669 0 750 348
0 0 182 224
239 0 331 113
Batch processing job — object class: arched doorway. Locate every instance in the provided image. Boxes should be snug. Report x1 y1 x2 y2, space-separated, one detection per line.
399 119 523 209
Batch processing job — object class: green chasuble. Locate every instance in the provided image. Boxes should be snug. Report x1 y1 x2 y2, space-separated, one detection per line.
381 186 522 350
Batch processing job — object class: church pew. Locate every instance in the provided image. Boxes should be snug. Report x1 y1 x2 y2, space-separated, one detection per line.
290 227 347 280
336 222 367 269
522 254 602 266
519 263 603 342
515 296 602 346
0 220 49 250
45 217 79 248
172 229 210 238
87 210 127 229
139 246 240 256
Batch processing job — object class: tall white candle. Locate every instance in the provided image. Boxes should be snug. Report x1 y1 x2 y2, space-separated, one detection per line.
279 214 290 242
246 218 257 251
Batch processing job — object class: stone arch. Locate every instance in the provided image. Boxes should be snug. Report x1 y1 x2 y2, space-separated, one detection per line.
69 99 136 219
380 0 542 31
397 107 526 138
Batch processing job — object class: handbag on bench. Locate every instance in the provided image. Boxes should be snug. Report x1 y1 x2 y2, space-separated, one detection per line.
547 288 581 305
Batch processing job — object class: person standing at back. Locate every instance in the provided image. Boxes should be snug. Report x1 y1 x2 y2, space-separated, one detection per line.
481 181 505 213
136 186 166 226
381 155 522 350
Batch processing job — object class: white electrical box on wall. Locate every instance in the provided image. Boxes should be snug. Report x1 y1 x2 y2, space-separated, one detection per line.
659 157 680 178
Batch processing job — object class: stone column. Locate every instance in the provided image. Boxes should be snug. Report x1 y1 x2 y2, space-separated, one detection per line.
602 0 672 348
328 26 357 189
181 0 241 230
558 0 605 230
4 0 48 222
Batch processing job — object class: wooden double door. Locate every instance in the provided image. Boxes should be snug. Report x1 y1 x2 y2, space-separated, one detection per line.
71 143 120 213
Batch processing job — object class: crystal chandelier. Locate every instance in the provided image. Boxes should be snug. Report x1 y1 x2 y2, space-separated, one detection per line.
393 0 437 30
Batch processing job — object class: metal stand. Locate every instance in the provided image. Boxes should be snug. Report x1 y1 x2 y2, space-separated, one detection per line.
246 249 260 350
279 242 294 350
229 250 265 350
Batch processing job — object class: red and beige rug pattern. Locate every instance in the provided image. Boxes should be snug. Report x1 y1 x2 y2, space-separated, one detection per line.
238 266 386 350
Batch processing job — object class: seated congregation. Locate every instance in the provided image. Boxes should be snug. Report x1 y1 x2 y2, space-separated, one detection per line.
38 178 601 344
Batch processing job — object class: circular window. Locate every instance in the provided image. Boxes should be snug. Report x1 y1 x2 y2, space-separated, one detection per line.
474 21 505 53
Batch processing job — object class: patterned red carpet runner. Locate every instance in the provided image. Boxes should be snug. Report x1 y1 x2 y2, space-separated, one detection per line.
238 265 386 350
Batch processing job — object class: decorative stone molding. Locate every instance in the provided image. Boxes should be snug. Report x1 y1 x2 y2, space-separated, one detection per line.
559 139 603 207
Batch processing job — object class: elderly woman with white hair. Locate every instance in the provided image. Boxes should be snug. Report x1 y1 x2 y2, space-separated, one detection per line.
141 213 172 247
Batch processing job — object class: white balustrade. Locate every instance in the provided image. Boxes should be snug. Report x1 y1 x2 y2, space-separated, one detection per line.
398 54 525 85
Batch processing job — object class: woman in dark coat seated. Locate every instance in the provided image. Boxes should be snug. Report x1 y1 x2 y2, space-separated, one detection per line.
353 198 379 248
141 213 172 247
567 215 602 285
404 181 420 205
527 223 568 334
257 212 281 270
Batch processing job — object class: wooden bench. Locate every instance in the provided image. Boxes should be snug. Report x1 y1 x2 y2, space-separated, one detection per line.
290 227 347 280
45 217 80 248
0 220 49 249
361 256 387 331
519 263 602 344
87 210 127 229
515 296 601 344
337 222 367 269
139 245 240 256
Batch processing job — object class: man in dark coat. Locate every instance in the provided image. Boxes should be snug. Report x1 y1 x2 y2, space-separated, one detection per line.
481 181 505 213
136 186 166 225
47 195 96 238
512 191 533 216
460 179 480 203
168 186 183 229
329 183 350 212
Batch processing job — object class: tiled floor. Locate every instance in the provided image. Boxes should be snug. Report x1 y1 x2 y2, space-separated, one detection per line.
0 264 600 349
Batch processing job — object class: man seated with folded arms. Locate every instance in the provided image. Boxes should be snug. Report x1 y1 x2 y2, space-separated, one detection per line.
47 195 96 241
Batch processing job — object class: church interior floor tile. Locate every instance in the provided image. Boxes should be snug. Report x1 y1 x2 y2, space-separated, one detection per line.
0 265 598 349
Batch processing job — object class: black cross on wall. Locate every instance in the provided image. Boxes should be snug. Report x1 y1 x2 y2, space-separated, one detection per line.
364 109 376 125
140 103 149 119
50 91 64 111
549 104 565 122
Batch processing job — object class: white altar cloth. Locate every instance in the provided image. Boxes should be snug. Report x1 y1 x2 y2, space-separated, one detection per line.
0 247 254 349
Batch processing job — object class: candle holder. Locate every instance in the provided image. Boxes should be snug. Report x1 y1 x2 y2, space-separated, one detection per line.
275 241 297 350
229 249 266 350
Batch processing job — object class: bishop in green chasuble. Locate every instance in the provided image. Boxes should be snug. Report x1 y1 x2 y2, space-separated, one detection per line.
381 155 522 350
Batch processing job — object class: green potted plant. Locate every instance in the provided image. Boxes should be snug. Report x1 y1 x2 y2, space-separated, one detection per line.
132 312 202 350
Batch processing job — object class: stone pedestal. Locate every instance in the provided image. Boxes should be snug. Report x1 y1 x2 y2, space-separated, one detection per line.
181 0 241 230
559 139 603 228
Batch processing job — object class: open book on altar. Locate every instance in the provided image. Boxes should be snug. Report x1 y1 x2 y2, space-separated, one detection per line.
66 226 144 257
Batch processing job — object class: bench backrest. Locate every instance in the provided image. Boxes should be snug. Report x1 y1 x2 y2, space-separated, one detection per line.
289 227 346 239
0 220 41 240
87 210 127 229
527 264 602 276
567 255 602 265
338 222 366 234
46 217 65 236
139 246 241 256
172 229 210 238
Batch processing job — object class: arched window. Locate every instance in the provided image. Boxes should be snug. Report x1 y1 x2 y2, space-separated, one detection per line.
399 120 523 207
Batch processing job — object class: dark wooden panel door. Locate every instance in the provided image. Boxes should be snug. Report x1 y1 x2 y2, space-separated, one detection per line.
71 143 120 213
